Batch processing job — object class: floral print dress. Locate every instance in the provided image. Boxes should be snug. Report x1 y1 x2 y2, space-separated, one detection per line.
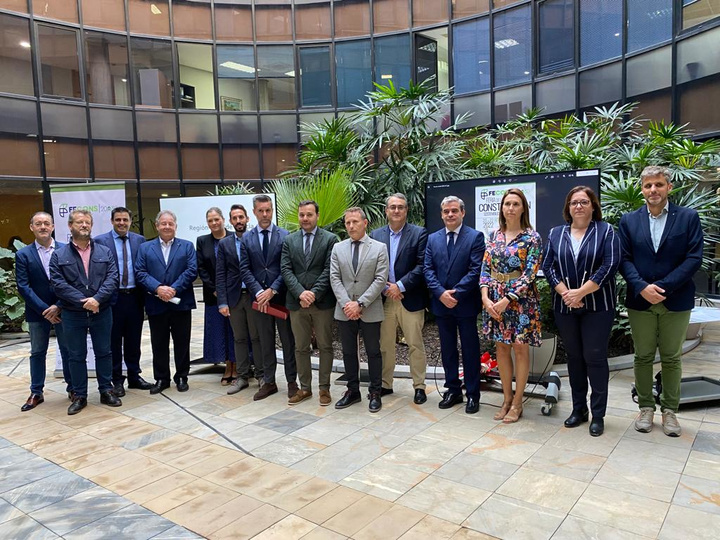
479 228 543 346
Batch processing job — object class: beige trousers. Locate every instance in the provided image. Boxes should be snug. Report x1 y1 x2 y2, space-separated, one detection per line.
379 298 426 390
289 305 334 391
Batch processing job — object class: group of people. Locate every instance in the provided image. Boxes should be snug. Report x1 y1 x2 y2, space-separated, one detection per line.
17 166 702 439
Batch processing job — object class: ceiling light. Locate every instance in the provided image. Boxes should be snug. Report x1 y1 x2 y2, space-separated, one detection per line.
524 71 530 75
38 190 43 193
284 70 295 77
161 193 169 197
19 41 31 48
121 78 127 82
494 39 519 49
381 74 393 80
614 32 620 37
150 4 162 15
220 61 256 74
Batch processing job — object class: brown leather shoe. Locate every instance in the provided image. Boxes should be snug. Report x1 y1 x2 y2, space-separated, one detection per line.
287 381 299 399
253 382 278 401
288 389 312 405
319 389 332 407
21 394 44 412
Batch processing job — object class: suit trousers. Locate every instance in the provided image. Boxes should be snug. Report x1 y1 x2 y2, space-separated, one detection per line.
250 306 297 385
436 314 481 399
380 298 426 390
61 309 113 398
628 304 690 412
289 305 334 391
338 319 382 394
554 309 614 418
148 310 192 385
28 320 71 395
229 292 262 381
110 289 145 386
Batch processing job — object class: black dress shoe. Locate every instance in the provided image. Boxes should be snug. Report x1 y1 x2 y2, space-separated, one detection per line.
380 387 394 397
150 381 170 395
68 397 88 415
177 380 189 392
100 391 122 407
438 391 464 409
413 389 427 405
368 393 382 413
589 418 604 437
112 384 126 398
67 391 75 401
564 410 589 428
128 377 154 391
335 390 362 409
465 397 480 414
21 394 44 412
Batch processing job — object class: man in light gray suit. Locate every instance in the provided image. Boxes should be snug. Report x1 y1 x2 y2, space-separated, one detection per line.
330 207 389 412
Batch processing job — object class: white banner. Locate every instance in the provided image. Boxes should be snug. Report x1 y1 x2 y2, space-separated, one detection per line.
474 182 537 240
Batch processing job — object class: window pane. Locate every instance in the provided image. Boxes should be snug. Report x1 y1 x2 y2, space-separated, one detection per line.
223 145 260 180
627 46 671 97
178 42 216 110
85 31 130 106
172 1 212 40
38 25 81 99
416 28 449 92
0 97 40 177
633 90 671 125
683 0 720 30
255 2 292 42
261 115 297 144
0 1 28 14
0 14 34 96
139 183 181 232
295 0 331 40
262 143 296 179
136 110 176 142
580 0 622 67
257 45 295 111
218 45 257 112
492 0 524 8
82 0 126 32
677 26 720 85
579 61 621 108
453 18 490 94
334 0 370 38
373 0 409 35
679 73 720 135
131 38 173 109
414 0 449 27
493 5 531 87
627 0 672 53
90 108 134 141
300 46 331 107
93 142 136 179
494 84 530 124
128 0 170 36
539 0 574 74
0 181 44 248
452 0 489 19
33 0 78 24
375 34 411 89
138 144 178 179
453 92 490 128
179 113 218 143
536 74 575 115
221 114 259 143
336 39 371 108
215 1 253 41
41 102 87 139
44 139 90 178
182 145 220 179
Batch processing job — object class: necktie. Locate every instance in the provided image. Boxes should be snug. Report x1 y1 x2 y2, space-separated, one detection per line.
120 236 129 288
304 232 312 265
447 231 455 258
261 229 269 260
352 240 360 272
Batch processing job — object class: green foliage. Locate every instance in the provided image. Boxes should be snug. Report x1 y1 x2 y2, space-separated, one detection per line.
208 182 256 196
0 240 27 333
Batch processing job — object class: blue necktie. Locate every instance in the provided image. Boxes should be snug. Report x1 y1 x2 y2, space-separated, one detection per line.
261 229 269 260
447 231 455 258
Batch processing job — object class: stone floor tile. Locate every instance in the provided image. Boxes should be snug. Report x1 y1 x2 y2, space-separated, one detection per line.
340 459 428 501
292 417 362 446
135 434 210 462
542 415 631 458
449 528 499 540
380 437 466 474
202 455 266 490
692 430 720 455
497 468 588 513
105 463 178 496
658 504 720 540
622 417 701 450
123 471 197 506
252 514 318 540
151 524 204 539
607 437 690 474
295 486 365 525
397 515 461 539
121 429 178 451
299 527 347 540
63 504 176 540
0 457 63 494
2 470 95 513
223 424 284 452
353 504 425 540
434 452 519 492
0 514 59 539
523 445 605 483
463 494 565 540
396 475 491 524
464 432 542 465
672 474 720 516
143 479 232 515
253 435 326 467
0 498 23 524
208 503 287 540
178 448 246 475
254 409 321 435
551 515 648 540
684 450 720 482
591 459 681 503
323 494 394 537
264 477 336 513
162 493 252 537
242 466 313 503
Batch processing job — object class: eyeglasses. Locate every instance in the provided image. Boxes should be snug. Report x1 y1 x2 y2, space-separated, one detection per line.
569 200 591 208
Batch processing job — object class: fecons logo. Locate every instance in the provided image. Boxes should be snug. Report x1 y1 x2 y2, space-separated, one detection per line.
57 203 111 218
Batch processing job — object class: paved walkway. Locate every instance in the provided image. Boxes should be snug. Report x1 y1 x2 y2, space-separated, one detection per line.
0 302 719 539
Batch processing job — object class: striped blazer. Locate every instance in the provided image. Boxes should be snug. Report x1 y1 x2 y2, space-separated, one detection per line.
542 220 621 314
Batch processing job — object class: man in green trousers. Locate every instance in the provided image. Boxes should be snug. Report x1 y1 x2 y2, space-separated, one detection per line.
619 166 704 437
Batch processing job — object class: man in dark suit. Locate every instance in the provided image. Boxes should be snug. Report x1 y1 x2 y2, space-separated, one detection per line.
94 207 153 397
424 196 485 414
281 200 338 406
619 165 704 437
50 209 121 415
16 212 71 411
239 195 297 401
370 193 428 404
135 210 198 394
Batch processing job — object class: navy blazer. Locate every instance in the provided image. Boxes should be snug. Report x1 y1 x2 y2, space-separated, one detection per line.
216 234 245 309
424 225 486 318
135 238 198 316
15 241 65 323
619 203 703 312
197 232 230 306
239 224 289 302
370 223 428 313
49 241 118 312
94 230 146 305
542 220 621 314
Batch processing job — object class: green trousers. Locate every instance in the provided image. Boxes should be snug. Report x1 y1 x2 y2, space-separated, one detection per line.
627 304 691 412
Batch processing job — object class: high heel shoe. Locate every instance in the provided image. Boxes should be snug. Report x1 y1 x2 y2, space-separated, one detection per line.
494 402 512 421
503 404 523 424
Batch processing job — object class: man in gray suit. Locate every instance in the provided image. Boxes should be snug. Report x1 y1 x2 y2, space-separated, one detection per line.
281 200 338 406
330 207 389 412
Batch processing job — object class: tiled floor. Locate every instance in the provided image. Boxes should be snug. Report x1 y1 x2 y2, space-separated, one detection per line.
1 300 719 539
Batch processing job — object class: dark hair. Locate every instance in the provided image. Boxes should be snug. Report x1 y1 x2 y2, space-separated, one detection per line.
253 194 272 208
298 200 319 213
111 207 132 220
229 204 247 217
499 188 532 231
562 186 602 223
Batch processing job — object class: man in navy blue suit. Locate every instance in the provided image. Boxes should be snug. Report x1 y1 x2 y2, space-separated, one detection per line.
370 193 429 404
16 212 71 411
239 194 297 401
135 210 198 395
94 207 153 396
619 165 704 437
424 196 486 414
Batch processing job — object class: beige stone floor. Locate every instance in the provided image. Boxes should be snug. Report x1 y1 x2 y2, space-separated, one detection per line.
1 300 719 539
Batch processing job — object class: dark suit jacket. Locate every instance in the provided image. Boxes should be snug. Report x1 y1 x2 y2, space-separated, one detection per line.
619 203 703 312
239 224 289 302
370 223 428 312
135 238 198 316
196 232 230 306
216 234 245 309
281 228 338 311
424 225 485 318
16 241 65 323
49 241 118 312
94 230 146 305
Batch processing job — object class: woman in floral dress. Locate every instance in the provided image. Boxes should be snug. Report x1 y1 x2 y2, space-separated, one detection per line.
480 188 542 423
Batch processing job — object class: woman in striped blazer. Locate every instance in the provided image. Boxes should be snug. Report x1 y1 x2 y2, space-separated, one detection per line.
542 186 621 437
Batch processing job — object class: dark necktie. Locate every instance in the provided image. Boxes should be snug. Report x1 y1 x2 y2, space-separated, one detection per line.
352 240 360 272
304 232 312 265
120 235 129 288
261 229 269 260
447 231 455 258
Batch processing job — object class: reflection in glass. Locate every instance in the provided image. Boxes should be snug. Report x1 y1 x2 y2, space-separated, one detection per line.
182 146 220 179
221 114 259 144
296 0 331 40
257 46 295 111
579 62 621 108
256 4 292 41
579 0 622 67
627 0 672 53
0 1 28 14
677 26 720 85
82 0 126 31
493 5 531 87
0 14 34 96
90 108 134 141
414 0 449 27
627 47 671 97
633 90 671 125
128 0 170 36
492 0 523 8
38 25 82 99
538 0 574 74
374 0 409 34
217 46 257 112
415 27 449 92
683 0 720 30
178 43 216 110
300 46 331 107
140 183 181 236
44 139 90 178
336 39 372 108
536 75 575 115
33 0 78 23
179 113 218 143
494 84 531 123
223 145 261 180
261 115 297 144
85 31 130 106
334 0 370 38
0 180 44 248
215 1 253 41
131 38 173 109
172 1 213 40
375 34 412 90
452 17 490 95
138 143 178 179
136 110 176 142
679 74 720 135
0 97 39 177
452 0 489 19
262 144 296 179
93 142 137 179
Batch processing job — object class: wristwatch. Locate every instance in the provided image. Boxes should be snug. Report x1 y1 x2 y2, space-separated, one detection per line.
271 289 278 296
357 301 365 309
